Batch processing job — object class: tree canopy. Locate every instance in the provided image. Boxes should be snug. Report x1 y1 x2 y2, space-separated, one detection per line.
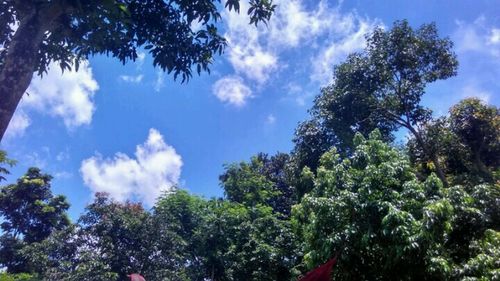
293 130 499 280
0 168 70 273
0 0 276 141
1 19 499 281
292 20 458 186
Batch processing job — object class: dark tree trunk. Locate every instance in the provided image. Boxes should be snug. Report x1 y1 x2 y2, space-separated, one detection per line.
407 124 449 187
0 3 65 142
0 11 45 141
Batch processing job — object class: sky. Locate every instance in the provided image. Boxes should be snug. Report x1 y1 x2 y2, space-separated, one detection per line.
1 0 499 219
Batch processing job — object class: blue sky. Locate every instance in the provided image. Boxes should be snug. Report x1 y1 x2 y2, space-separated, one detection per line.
1 0 499 219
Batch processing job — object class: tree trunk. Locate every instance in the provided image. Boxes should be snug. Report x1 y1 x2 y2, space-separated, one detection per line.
407 125 449 187
472 151 493 183
0 2 66 142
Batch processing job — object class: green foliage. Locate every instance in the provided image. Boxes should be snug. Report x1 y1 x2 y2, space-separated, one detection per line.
154 189 298 281
220 152 296 217
1 17 499 281
0 168 70 274
459 229 500 281
73 193 172 280
192 200 298 281
449 98 500 182
0 273 37 281
153 189 208 280
293 131 499 280
408 98 500 185
222 156 277 207
0 0 275 81
292 20 458 185
0 150 15 182
24 189 297 280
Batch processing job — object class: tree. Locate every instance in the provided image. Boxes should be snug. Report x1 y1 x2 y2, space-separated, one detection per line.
0 0 276 141
449 98 500 182
0 150 15 182
220 152 296 217
407 98 499 185
406 117 456 179
25 225 121 281
0 168 70 273
30 192 184 280
193 200 298 281
293 130 499 280
0 273 37 281
295 20 458 186
74 192 176 281
154 189 299 281
153 189 208 280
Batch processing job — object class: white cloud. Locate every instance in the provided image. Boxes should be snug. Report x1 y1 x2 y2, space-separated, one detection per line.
218 0 381 104
268 1 354 48
4 110 31 139
454 17 500 58
223 1 277 84
227 44 278 83
489 28 500 44
24 152 47 169
212 76 253 107
80 128 182 206
119 74 144 83
22 61 98 129
310 18 377 85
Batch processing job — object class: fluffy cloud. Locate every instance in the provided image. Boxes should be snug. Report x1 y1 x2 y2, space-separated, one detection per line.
5 61 98 138
219 0 380 104
212 76 253 106
223 2 277 84
311 19 376 85
80 128 182 206
22 61 99 129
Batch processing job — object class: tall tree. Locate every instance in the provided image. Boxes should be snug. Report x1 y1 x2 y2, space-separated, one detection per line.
0 0 276 141
74 193 176 281
407 98 499 185
153 189 208 280
295 20 458 186
193 200 298 281
0 168 70 273
449 98 499 182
